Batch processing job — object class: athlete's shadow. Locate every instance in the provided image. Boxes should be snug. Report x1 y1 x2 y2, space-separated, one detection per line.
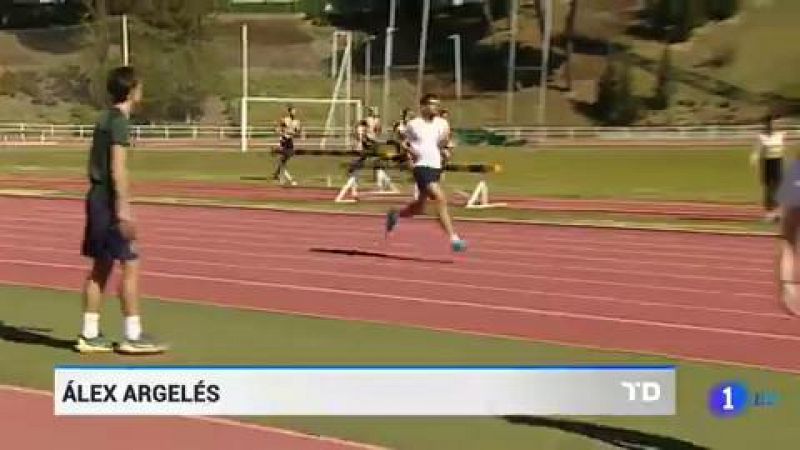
0 321 74 350
503 416 708 450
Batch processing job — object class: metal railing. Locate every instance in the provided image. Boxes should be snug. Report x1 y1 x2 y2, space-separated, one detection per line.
2 122 799 147
485 124 800 143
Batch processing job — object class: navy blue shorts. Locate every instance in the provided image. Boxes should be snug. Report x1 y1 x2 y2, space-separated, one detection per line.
81 187 138 262
778 160 800 209
279 137 295 157
413 166 442 196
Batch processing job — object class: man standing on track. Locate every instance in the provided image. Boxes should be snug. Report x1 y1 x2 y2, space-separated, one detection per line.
77 66 166 355
751 114 786 222
347 119 371 178
385 94 467 252
273 105 301 186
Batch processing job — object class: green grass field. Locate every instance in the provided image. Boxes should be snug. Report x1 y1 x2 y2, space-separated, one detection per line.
0 146 764 203
1 285 798 450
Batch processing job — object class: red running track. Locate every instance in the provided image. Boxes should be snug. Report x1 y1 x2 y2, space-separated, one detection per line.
0 196 797 374
0 386 378 450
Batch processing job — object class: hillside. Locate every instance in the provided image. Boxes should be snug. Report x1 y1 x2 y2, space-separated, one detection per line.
0 1 797 126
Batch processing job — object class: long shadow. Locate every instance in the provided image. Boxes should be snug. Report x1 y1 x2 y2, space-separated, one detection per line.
0 320 74 351
504 416 709 450
310 247 453 264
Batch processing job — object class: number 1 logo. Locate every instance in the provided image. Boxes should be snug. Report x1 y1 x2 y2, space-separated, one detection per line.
708 382 748 418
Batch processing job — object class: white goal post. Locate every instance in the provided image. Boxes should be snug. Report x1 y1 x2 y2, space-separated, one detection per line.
239 97 363 153
240 23 363 153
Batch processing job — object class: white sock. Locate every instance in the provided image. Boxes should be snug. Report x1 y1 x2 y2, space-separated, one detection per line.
81 313 100 339
450 234 461 242
124 316 142 341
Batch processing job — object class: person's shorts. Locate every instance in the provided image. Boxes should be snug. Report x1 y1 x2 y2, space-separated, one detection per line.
279 137 295 157
412 166 442 197
81 187 138 262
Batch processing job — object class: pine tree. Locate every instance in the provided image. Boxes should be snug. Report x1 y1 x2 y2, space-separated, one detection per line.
595 51 640 125
652 45 675 110
708 0 739 20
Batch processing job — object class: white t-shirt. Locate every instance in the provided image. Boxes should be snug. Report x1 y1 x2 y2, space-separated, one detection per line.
758 132 785 159
405 116 450 169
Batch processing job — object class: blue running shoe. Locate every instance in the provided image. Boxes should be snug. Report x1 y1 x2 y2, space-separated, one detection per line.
386 209 399 234
451 239 468 253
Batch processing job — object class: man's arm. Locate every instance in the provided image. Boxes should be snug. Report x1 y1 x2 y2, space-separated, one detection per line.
355 126 366 152
440 122 454 159
402 123 419 160
750 136 762 167
111 144 136 240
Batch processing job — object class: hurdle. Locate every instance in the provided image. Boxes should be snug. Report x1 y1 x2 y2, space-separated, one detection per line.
268 146 400 195
334 168 400 203
341 159 506 209
445 163 507 209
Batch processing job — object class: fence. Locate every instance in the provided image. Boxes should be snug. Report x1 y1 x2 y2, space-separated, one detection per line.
3 122 799 148
484 124 800 145
0 122 353 149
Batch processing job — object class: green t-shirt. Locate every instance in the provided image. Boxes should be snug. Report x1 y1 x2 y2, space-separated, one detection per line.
88 107 130 195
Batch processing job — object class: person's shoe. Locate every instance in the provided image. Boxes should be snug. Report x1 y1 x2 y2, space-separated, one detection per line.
115 333 168 355
451 239 468 253
75 334 114 354
385 209 399 234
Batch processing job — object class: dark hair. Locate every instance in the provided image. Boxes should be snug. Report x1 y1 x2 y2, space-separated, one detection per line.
107 66 139 104
420 93 439 105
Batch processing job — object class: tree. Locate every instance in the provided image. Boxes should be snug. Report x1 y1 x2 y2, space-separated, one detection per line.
532 0 544 38
652 45 674 110
480 0 494 32
676 0 708 41
595 51 640 125
79 0 220 122
80 0 113 107
707 0 738 20
563 0 578 92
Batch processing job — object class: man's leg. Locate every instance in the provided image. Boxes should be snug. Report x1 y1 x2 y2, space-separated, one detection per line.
426 182 465 251
119 259 141 339
76 259 114 353
273 152 287 180
780 208 800 315
115 258 167 354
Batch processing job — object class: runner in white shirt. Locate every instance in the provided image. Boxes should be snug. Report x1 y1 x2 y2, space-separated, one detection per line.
385 94 466 252
751 114 786 221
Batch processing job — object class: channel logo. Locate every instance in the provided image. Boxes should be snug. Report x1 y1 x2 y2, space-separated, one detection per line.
707 381 779 418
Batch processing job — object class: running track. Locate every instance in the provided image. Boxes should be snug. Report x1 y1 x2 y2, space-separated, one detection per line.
0 176 763 221
0 195 798 448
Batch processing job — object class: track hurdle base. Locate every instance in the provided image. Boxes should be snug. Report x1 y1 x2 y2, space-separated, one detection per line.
368 169 400 195
464 180 507 209
335 176 359 203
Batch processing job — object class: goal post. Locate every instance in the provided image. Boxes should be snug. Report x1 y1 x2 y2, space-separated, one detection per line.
239 97 363 153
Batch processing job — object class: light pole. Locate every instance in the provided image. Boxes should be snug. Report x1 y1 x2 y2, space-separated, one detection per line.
506 0 519 124
538 0 553 125
449 34 463 121
381 0 398 122
365 35 376 108
122 14 130 66
416 0 431 101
